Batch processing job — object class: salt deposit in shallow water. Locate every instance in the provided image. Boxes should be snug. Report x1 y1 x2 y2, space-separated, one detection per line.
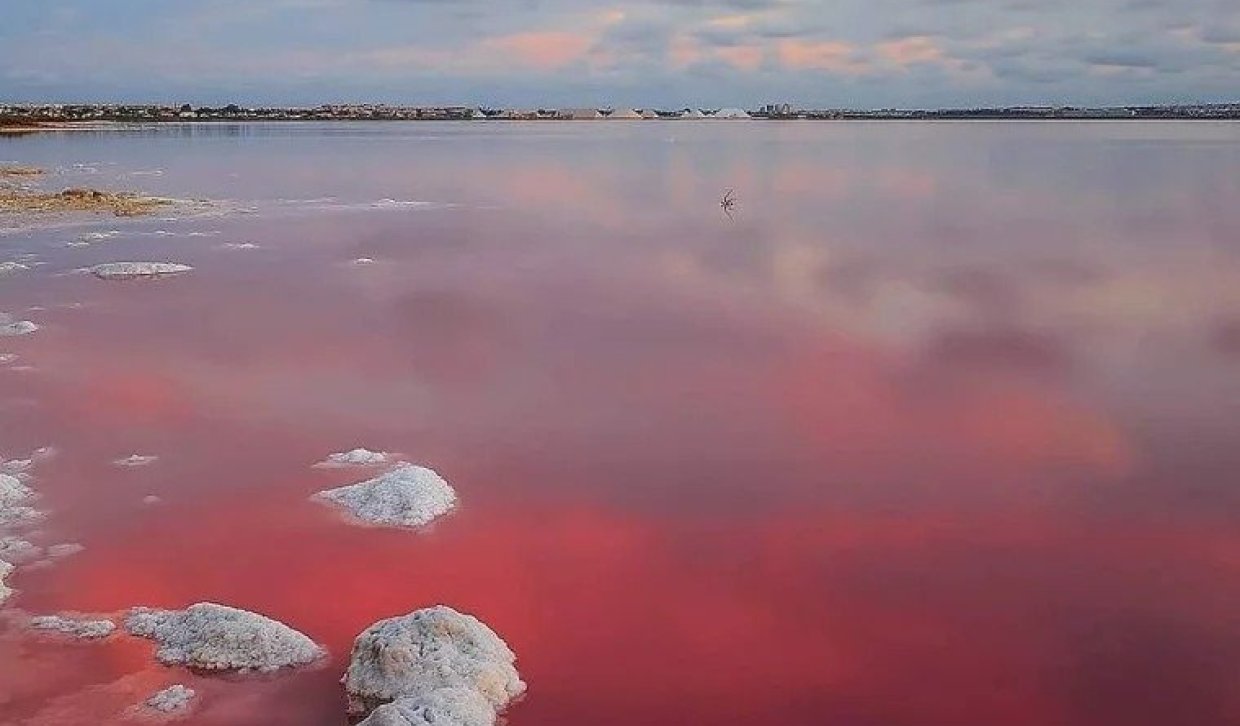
343 605 525 720
313 464 457 529
0 261 29 274
143 684 195 714
313 448 392 468
125 602 325 672
0 353 16 365
115 454 159 468
67 229 121 247
31 614 117 639
90 262 193 280
0 319 38 337
220 241 259 250
358 688 496 726
47 542 85 560
142 495 163 505
0 457 32 474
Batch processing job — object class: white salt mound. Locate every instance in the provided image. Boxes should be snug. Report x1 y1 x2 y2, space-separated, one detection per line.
343 605 525 719
144 684 196 714
115 454 159 467
31 614 117 639
125 602 325 672
358 688 496 726
313 464 456 529
90 262 193 280
313 448 392 468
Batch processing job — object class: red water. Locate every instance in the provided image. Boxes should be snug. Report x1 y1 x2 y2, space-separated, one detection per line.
2 122 1240 725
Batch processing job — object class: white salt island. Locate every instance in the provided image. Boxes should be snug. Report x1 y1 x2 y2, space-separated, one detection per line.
313 464 456 529
125 602 325 672
344 606 525 726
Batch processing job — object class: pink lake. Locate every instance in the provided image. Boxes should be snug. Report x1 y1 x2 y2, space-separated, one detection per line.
2 121 1240 725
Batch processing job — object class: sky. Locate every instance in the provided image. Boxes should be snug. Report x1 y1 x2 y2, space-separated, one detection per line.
1 0 1239 108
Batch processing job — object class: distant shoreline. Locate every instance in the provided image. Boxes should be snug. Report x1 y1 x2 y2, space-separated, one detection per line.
4 102 1240 127
2 117 1239 134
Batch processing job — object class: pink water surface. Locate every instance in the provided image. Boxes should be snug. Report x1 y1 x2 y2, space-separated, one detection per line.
2 122 1240 725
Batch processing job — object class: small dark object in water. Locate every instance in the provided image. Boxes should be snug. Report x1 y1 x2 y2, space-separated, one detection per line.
720 189 737 219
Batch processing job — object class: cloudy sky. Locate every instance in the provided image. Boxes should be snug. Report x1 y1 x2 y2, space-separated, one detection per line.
2 0 1238 108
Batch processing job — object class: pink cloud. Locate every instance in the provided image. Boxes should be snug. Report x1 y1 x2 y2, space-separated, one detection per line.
876 35 946 66
482 31 593 71
776 39 869 74
716 44 765 72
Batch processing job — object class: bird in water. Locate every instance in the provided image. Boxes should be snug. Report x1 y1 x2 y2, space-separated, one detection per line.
720 188 737 220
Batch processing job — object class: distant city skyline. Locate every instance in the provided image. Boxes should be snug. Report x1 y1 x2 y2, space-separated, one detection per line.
2 0 1238 108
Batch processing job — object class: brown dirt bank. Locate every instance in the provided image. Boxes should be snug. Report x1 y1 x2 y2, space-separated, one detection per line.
0 187 172 217
0 165 43 176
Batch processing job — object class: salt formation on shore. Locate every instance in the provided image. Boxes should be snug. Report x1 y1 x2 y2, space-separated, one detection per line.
125 602 324 672
313 464 456 529
115 454 159 467
143 685 196 714
0 450 54 604
344 606 525 725
0 472 39 525
0 560 13 603
0 473 34 508
90 262 193 280
0 536 41 563
31 614 117 639
314 448 393 468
